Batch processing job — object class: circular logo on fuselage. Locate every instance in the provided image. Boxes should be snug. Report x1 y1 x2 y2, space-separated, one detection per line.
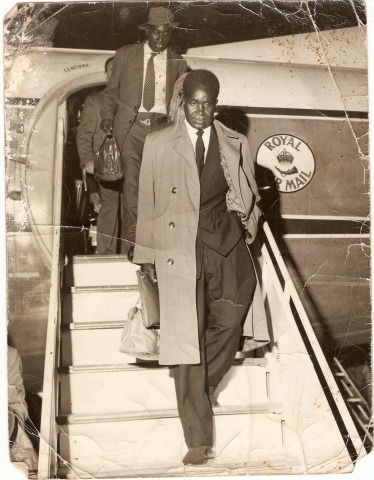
256 134 315 193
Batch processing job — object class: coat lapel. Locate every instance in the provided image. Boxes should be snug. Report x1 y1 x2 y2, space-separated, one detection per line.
214 120 248 211
131 43 145 105
172 119 197 169
214 120 241 167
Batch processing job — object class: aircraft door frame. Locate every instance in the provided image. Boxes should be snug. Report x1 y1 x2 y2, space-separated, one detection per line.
23 73 106 265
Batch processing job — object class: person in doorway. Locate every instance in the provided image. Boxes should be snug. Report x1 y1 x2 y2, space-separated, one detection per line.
133 70 269 465
100 6 188 258
77 56 121 254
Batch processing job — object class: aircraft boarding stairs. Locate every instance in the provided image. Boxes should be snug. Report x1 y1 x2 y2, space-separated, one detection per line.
38 222 366 479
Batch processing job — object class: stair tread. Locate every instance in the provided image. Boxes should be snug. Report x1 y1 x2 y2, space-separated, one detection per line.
59 362 165 373
69 285 138 292
60 324 268 367
59 357 268 373
72 254 130 263
62 288 139 324
61 321 126 330
64 255 138 288
57 413 308 478
59 363 276 416
58 404 283 424
57 455 305 480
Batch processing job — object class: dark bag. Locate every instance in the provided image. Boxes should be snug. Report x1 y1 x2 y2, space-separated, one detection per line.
75 177 89 226
76 173 97 226
95 134 123 181
136 270 160 329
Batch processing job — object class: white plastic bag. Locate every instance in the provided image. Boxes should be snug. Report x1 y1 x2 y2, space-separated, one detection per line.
119 302 160 361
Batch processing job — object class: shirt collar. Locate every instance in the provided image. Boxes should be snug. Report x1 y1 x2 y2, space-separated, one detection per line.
145 42 167 58
185 121 211 141
184 120 212 154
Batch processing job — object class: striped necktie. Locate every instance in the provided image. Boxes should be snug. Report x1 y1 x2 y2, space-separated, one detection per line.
143 52 157 111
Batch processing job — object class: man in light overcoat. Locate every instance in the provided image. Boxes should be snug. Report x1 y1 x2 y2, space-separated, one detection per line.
134 70 269 465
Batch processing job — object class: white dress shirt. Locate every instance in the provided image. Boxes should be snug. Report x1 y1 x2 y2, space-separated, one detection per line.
139 42 168 114
185 121 211 162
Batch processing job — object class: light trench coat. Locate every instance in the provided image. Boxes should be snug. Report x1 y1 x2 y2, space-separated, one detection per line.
134 117 269 365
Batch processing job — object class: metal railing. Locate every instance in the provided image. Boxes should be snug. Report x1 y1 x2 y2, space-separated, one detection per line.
38 115 65 479
333 357 373 447
258 219 367 464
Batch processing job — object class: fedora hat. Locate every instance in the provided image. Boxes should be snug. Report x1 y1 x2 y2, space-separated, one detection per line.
139 6 180 30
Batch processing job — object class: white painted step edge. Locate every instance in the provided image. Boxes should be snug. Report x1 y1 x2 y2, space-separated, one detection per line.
59 358 268 373
61 320 126 330
59 362 166 373
58 404 283 424
69 285 138 293
72 254 130 263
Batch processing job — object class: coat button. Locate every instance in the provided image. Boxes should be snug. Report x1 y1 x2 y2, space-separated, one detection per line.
167 258 174 265
172 187 177 194
169 222 175 228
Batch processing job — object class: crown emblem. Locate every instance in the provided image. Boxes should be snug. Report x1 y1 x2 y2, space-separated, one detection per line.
277 148 294 164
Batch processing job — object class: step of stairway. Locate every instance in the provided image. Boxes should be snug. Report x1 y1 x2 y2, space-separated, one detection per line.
59 364 280 416
62 287 139 325
61 326 135 366
57 402 283 424
57 413 305 478
64 255 138 287
60 326 268 367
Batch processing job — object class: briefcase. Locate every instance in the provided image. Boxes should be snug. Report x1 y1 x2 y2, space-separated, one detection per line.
136 270 160 329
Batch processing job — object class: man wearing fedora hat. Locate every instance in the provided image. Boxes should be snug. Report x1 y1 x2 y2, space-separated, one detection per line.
100 6 188 258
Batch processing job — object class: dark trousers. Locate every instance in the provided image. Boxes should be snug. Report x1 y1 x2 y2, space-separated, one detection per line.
173 238 257 448
120 119 169 253
97 179 122 254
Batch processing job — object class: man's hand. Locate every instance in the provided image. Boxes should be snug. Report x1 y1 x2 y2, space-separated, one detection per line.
89 192 101 213
100 119 113 133
140 263 157 283
83 161 95 175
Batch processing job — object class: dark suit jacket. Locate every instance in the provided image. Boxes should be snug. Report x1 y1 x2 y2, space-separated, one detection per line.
76 91 104 195
100 42 188 149
196 127 244 277
77 91 106 167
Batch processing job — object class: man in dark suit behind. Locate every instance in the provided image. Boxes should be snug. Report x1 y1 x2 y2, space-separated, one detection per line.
77 57 120 254
100 6 188 257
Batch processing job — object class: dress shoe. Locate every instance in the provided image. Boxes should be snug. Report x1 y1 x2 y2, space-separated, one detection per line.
209 386 220 407
205 446 215 459
183 445 212 465
127 246 134 262
209 394 220 407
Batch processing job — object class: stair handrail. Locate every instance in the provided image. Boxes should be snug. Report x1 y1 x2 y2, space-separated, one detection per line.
259 219 367 463
38 115 65 479
332 357 373 446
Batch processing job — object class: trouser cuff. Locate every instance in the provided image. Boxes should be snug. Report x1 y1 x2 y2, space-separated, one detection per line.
186 435 214 449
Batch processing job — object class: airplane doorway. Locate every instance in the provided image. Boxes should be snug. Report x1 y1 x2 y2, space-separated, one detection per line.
62 85 106 258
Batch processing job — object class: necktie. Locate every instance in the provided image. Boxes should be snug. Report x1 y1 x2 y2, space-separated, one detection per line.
195 130 205 177
143 53 157 111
